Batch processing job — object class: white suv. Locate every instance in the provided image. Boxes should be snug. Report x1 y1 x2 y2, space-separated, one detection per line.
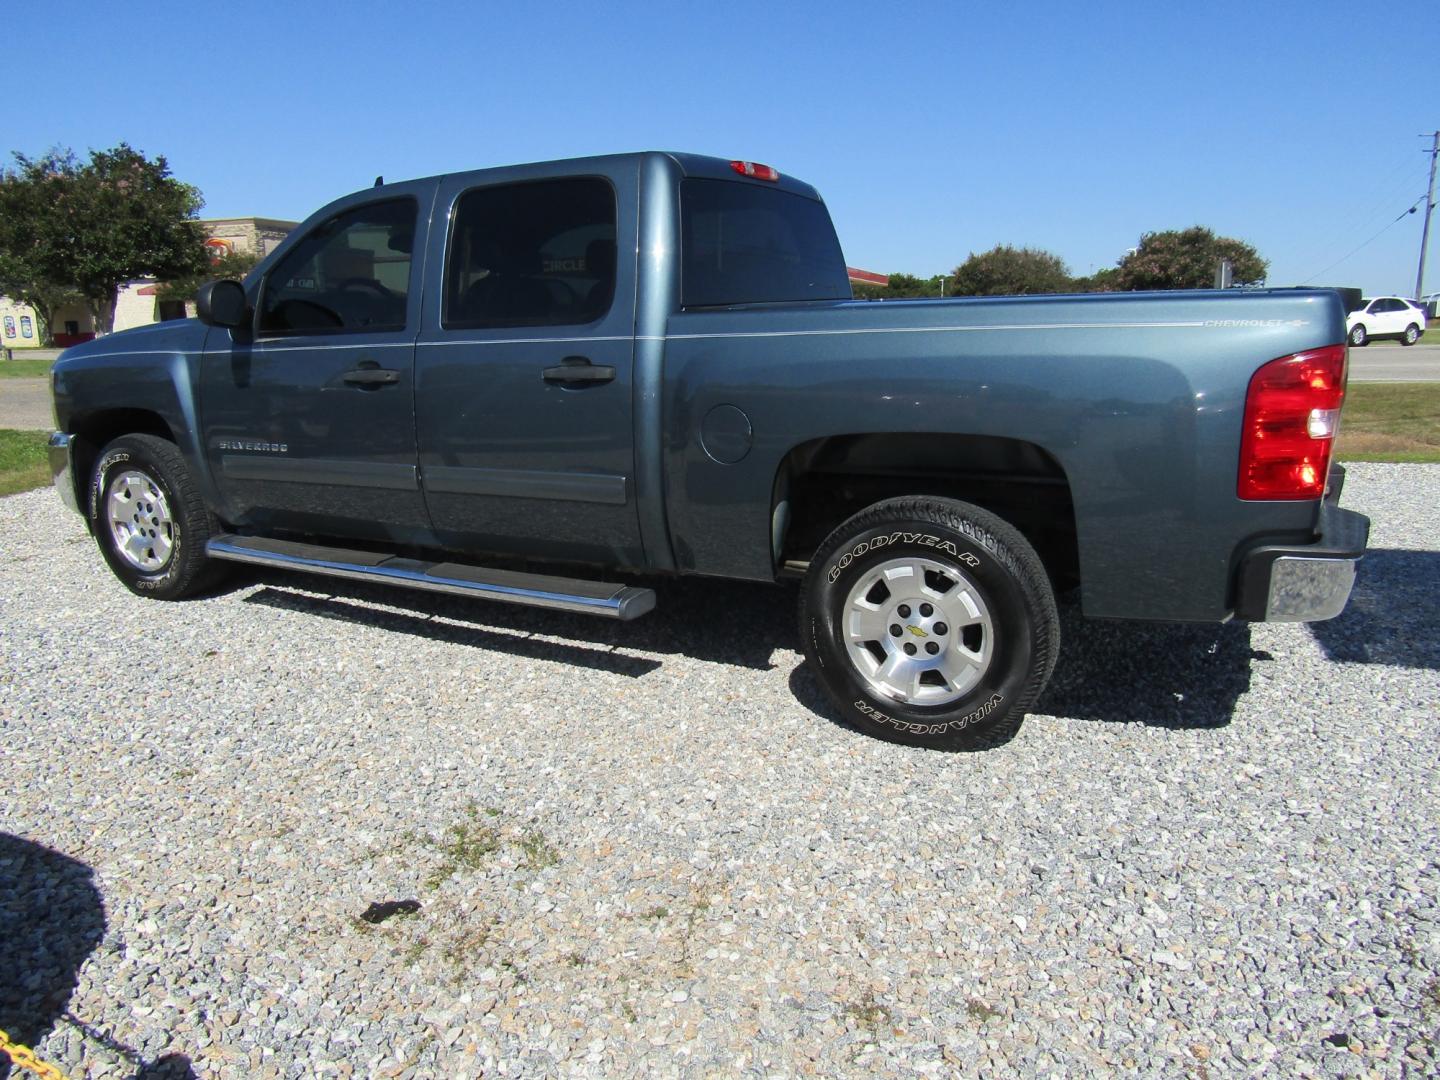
1346 296 1428 346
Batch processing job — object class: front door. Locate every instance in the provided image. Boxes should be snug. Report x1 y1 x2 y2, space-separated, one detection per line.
201 186 436 546
414 166 645 568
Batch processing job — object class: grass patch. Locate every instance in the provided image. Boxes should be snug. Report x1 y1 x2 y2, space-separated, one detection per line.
965 997 1002 1023
408 803 561 890
0 356 54 378
843 992 893 1037
0 429 50 496
1336 382 1440 463
441 919 495 971
518 828 560 872
1422 976 1440 1016
415 805 503 890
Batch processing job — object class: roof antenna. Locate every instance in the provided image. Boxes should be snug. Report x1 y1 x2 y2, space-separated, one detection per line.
373 175 384 187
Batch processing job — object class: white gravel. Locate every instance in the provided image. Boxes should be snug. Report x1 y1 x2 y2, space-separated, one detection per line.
2 463 1437 1078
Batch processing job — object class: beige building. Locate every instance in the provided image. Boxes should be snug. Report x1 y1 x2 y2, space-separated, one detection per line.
1 216 297 348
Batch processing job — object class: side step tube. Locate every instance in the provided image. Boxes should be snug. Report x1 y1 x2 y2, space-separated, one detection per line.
205 534 656 620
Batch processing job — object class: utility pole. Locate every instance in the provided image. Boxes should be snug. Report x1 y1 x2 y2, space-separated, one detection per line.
1417 130 1439 301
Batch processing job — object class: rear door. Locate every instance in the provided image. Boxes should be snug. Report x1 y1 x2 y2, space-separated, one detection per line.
1376 298 1406 335
414 165 644 568
200 184 437 545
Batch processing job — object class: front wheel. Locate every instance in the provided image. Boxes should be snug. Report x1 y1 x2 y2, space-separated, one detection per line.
1349 324 1368 347
89 434 223 599
1402 323 1421 346
799 497 1059 750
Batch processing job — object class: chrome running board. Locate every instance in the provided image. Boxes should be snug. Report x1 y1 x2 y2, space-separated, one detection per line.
206 534 656 620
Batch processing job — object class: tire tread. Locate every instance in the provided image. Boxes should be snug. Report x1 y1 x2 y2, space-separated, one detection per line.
91 434 224 599
801 495 1059 748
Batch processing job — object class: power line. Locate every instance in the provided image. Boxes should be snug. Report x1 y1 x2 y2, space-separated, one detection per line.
1326 153 1423 243
1298 140 1432 284
1301 193 1428 284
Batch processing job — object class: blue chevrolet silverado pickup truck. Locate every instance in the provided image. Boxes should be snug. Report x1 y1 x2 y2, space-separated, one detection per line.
48 151 1369 748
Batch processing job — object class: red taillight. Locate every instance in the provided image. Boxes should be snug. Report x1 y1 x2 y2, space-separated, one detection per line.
729 160 780 181
1238 344 1347 500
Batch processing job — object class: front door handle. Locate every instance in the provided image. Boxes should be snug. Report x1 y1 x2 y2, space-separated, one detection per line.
343 365 400 387
542 356 615 386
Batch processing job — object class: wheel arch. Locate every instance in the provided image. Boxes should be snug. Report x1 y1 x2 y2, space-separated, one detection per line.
67 409 179 525
771 431 1080 593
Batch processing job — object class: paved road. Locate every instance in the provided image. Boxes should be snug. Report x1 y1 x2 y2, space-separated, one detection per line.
1347 342 1440 382
0 378 52 430
2 347 62 363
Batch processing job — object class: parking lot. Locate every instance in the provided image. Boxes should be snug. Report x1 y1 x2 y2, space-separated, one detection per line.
1 464 1437 1077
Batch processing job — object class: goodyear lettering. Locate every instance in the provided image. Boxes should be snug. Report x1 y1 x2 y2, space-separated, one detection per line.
853 692 1003 735
828 532 982 582
91 451 131 517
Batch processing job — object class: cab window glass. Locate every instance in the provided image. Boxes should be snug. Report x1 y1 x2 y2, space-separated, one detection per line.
680 179 851 308
258 199 416 336
444 177 616 330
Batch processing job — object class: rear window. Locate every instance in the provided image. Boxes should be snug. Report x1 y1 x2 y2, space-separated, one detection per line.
680 179 851 308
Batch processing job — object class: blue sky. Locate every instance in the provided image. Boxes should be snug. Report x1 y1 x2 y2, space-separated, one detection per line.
8 0 1438 296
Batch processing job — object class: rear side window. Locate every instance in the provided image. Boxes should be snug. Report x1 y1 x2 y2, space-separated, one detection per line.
444 177 616 330
258 198 416 336
680 179 851 308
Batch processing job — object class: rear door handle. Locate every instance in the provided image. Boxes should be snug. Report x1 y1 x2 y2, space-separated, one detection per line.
542 356 615 386
343 365 400 387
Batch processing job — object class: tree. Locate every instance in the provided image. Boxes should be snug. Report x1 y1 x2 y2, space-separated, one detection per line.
1115 226 1267 291
156 246 264 305
0 144 210 337
853 272 946 301
0 151 84 345
949 245 1072 296
1071 267 1121 293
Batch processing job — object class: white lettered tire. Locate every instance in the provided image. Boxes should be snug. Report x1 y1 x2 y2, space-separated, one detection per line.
89 434 224 600
800 497 1059 749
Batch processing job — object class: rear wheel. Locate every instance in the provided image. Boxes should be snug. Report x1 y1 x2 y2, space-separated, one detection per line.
89 434 223 599
1349 324 1368 347
799 496 1059 750
1402 323 1421 346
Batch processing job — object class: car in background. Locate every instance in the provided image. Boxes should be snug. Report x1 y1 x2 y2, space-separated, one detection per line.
1346 296 1428 346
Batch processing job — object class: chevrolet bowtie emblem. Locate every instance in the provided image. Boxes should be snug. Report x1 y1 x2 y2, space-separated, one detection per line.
906 625 929 638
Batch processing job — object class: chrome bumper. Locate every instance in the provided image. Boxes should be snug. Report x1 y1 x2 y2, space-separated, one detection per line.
1234 500 1369 623
48 432 79 514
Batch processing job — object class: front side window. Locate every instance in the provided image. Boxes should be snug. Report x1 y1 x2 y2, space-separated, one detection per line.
680 179 851 308
258 199 416 336
444 178 616 330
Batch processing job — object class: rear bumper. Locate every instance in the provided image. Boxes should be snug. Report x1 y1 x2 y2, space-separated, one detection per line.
48 432 79 514
1234 493 1370 623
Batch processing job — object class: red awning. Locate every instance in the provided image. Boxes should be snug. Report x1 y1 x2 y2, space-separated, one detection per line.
847 267 889 287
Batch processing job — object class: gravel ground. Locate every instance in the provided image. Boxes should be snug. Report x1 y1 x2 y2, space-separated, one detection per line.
2 463 1437 1079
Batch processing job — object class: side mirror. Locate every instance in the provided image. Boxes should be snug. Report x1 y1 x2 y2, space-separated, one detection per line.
195 279 248 329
